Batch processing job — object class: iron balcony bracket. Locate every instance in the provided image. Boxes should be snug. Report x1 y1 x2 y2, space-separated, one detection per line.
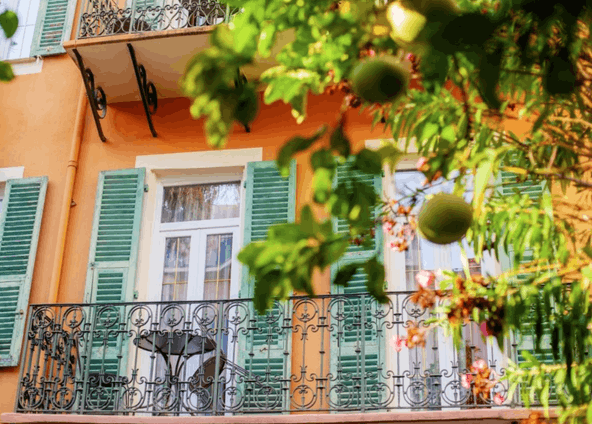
73 49 107 143
127 43 158 138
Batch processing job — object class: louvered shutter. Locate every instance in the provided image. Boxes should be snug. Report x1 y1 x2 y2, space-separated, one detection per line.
0 177 48 367
498 166 555 401
238 160 295 413
82 169 145 411
30 0 77 56
330 161 386 410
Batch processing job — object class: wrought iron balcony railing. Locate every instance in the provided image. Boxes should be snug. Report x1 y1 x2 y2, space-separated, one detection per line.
16 293 530 415
77 0 240 39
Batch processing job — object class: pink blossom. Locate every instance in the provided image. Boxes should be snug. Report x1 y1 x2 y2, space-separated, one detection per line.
493 393 504 405
479 322 489 337
471 359 488 372
383 221 394 235
368 49 376 57
390 335 406 353
415 270 435 288
461 374 472 390
416 156 429 171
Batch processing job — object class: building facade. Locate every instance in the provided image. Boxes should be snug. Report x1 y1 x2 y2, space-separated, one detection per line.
0 1 559 422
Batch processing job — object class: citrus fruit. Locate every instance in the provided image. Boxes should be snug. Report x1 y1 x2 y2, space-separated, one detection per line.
417 193 472 245
387 0 459 44
350 57 409 104
234 87 259 126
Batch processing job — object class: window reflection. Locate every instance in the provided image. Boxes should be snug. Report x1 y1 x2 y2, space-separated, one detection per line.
161 182 240 223
203 234 233 301
161 236 191 301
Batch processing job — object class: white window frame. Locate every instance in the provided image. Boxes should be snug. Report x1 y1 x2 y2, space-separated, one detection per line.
366 139 509 410
134 148 262 303
0 166 25 215
149 173 243 303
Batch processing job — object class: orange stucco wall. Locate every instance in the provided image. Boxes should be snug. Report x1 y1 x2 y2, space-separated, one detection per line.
0 54 82 414
0 45 561 417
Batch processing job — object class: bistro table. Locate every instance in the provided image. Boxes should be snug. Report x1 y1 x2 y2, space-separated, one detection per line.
133 330 217 414
134 330 217 378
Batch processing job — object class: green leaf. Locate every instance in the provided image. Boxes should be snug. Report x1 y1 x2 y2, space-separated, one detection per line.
310 148 336 171
478 48 502 110
441 125 456 144
364 257 388 304
300 205 317 236
329 120 351 158
276 126 326 177
313 167 334 204
237 242 265 267
258 23 277 58
0 11 18 39
253 269 282 314
473 151 495 219
0 61 14 82
354 148 382 175
333 262 359 287
211 24 235 51
323 238 349 268
377 144 402 174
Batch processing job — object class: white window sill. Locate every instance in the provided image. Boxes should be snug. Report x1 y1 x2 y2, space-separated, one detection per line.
4 56 43 76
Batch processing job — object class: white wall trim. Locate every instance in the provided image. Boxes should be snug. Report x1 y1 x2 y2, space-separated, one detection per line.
10 57 43 76
0 166 25 181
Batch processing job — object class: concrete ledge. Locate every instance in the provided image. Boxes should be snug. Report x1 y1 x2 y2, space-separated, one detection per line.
1 409 557 424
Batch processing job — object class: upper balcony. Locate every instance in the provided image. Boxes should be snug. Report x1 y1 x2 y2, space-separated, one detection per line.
11 292 549 419
63 0 284 107
76 0 238 40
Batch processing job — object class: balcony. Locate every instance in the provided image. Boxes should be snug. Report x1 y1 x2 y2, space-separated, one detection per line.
63 0 288 111
14 293 536 416
76 0 239 39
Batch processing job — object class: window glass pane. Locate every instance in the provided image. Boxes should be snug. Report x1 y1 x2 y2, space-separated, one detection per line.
161 182 240 223
161 236 191 301
203 234 233 301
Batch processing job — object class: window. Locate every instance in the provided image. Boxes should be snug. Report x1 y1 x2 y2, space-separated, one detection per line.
391 168 505 408
0 0 40 60
155 180 242 302
0 0 77 62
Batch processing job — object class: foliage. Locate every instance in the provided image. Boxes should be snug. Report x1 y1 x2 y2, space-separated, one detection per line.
0 10 17 82
182 0 592 421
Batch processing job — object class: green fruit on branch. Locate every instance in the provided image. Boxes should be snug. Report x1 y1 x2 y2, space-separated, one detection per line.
387 0 459 43
350 57 410 104
417 193 473 245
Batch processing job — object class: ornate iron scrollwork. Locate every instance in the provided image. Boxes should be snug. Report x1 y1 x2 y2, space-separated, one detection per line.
127 43 158 138
73 49 107 142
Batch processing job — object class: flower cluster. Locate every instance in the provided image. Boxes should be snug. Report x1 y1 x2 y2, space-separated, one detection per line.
461 359 504 404
389 335 407 352
382 213 416 253
406 323 428 348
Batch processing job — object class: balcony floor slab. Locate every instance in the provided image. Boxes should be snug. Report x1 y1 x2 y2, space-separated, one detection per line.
2 409 557 424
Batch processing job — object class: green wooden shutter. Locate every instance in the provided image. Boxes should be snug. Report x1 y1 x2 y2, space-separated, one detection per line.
0 177 48 367
330 161 385 410
82 169 145 411
498 165 555 403
239 160 295 413
30 0 77 56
